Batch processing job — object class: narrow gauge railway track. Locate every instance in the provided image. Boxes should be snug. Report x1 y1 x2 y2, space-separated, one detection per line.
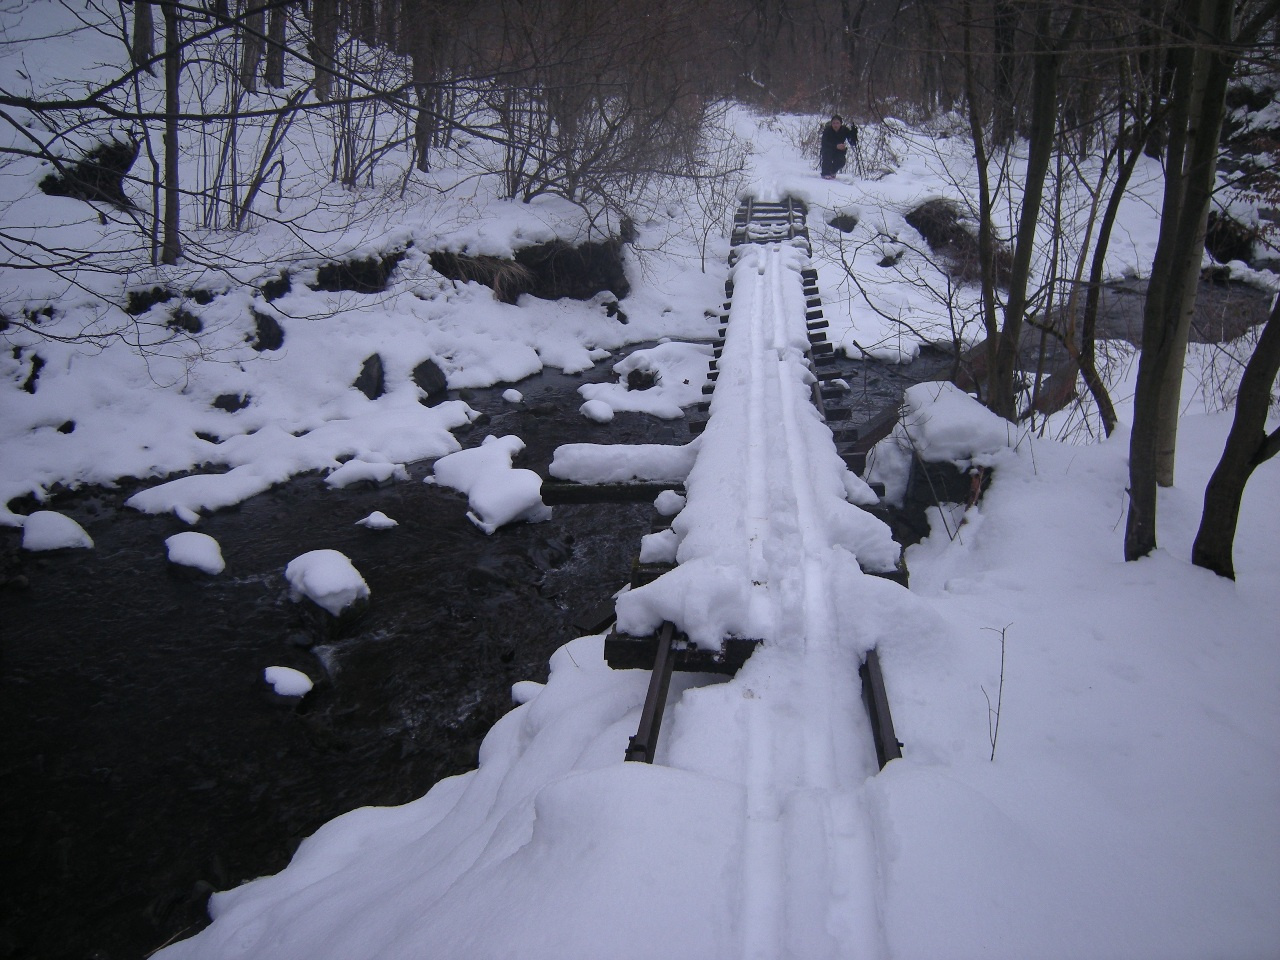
602 198 902 773
585 197 906 958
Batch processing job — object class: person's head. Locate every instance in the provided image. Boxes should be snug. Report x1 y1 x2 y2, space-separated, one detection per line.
831 115 843 128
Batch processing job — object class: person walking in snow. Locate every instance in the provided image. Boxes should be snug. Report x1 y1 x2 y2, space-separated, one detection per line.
820 114 857 180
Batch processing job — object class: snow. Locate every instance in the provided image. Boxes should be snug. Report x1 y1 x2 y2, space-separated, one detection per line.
428 434 552 535
355 511 398 530
653 489 686 516
3 11 1279 958
164 531 225 575
868 381 1018 504
264 666 314 698
579 398 615 422
283 550 370 617
577 341 713 419
19 510 93 551
549 439 699 484
325 460 409 489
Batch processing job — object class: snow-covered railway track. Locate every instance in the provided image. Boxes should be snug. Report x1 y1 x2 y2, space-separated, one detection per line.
606 197 904 958
602 204 904 959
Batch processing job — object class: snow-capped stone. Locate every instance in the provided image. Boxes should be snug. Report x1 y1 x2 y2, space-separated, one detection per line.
654 490 686 516
263 666 313 697
430 435 551 534
901 381 1014 463
284 549 369 616
639 528 679 565
325 460 408 489
580 398 614 422
355 511 398 530
21 511 93 551
164 531 225 574
502 388 523 403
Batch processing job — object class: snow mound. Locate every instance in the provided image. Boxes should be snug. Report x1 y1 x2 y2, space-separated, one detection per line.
325 460 408 489
284 549 370 616
550 440 699 484
264 666 313 697
21 511 93 551
355 511 398 530
502 389 523 404
429 435 551 535
901 381 1014 462
639 528 678 564
869 382 1018 504
654 489 686 516
164 531 225 574
579 398 614 422
577 341 711 419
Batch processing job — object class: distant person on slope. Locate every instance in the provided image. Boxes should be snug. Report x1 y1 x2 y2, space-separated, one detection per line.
820 114 857 180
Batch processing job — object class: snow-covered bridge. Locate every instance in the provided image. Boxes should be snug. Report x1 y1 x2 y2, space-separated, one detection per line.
603 199 905 775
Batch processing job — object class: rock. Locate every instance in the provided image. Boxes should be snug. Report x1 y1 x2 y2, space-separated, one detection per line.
354 354 385 400
250 309 284 351
412 357 448 403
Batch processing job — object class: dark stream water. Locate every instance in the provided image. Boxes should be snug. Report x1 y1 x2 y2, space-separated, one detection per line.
1 273 1268 960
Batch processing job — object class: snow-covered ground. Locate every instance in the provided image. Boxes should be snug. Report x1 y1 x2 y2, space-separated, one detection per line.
4 4 1279 958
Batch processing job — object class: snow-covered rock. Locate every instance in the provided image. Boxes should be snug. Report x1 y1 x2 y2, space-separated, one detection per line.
324 460 408 489
284 549 370 616
429 435 551 534
653 489 686 516
502 388 523 404
550 439 700 484
579 398 614 422
900 381 1015 463
164 531 225 574
263 666 313 697
355 511 398 530
869 381 1017 504
20 511 93 551
639 529 678 564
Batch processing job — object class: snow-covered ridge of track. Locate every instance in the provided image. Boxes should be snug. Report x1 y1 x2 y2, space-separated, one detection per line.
614 235 901 959
615 241 899 650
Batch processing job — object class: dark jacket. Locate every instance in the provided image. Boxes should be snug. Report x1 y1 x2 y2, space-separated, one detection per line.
820 121 857 176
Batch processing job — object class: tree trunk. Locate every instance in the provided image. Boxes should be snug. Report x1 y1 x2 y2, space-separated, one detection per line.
1151 0 1235 487
311 0 338 102
987 3 1080 422
962 0 999 403
1191 299 1280 579
265 0 286 88
238 0 266 93
161 0 182 266
1078 134 1146 437
132 1 154 68
992 0 1017 144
